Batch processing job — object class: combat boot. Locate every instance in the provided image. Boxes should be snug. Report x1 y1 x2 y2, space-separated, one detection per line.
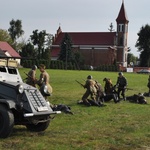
123 96 126 101
98 101 107 107
83 100 91 106
113 94 119 103
88 99 100 107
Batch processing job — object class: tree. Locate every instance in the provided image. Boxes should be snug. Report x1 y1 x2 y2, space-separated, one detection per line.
58 33 74 69
127 53 138 66
0 29 13 45
8 19 24 43
108 23 115 32
19 42 37 58
74 51 84 69
135 24 150 66
30 30 52 60
42 48 51 60
8 19 24 52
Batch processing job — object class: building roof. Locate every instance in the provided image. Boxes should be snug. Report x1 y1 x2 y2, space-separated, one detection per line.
116 1 129 23
53 32 116 46
51 47 60 57
51 31 117 58
51 1 128 60
0 41 21 58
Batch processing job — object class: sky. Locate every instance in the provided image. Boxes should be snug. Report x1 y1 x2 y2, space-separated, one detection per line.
0 0 150 57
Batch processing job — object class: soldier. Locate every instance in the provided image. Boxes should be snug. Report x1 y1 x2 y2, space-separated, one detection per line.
81 75 100 106
36 64 52 100
103 78 119 103
26 65 37 87
126 93 147 104
95 80 105 102
52 104 74 115
116 72 127 101
103 78 114 94
147 75 150 96
137 93 147 104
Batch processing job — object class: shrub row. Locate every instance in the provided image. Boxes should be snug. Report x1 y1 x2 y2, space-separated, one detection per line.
21 60 119 71
95 65 118 72
21 59 50 69
21 60 79 70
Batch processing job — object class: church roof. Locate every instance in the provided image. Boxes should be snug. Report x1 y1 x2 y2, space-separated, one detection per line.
116 1 129 23
51 1 128 62
53 32 116 46
0 41 21 58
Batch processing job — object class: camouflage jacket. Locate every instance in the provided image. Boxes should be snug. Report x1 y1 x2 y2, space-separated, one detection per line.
84 79 97 94
116 76 127 87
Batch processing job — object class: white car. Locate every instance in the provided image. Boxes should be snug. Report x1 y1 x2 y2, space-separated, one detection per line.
137 69 150 74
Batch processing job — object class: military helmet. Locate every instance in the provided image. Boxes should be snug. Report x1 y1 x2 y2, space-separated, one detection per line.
103 78 108 82
87 75 93 79
32 65 37 70
118 72 123 76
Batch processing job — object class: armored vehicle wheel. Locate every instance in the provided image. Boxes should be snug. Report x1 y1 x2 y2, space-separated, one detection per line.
0 105 14 138
26 120 50 132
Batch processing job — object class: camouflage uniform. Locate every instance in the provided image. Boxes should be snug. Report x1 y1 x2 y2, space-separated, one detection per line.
103 78 114 94
95 81 104 101
103 78 119 103
82 76 97 105
26 65 37 87
147 75 150 95
116 72 127 100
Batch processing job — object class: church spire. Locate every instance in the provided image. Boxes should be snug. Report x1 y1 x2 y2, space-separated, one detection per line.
116 1 129 23
57 25 62 35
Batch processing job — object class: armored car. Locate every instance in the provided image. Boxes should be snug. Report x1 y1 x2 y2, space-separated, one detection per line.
0 59 60 138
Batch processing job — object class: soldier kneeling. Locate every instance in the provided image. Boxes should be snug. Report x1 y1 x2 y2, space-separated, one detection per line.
103 78 119 103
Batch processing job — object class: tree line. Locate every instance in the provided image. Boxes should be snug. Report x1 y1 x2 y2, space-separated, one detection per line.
0 19 150 67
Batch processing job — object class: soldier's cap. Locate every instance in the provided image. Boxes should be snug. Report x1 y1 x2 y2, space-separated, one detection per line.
39 64 46 69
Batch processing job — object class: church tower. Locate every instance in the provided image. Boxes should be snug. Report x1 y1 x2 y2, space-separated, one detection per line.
116 0 129 67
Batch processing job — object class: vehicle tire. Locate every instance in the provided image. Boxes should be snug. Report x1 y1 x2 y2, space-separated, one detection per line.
0 105 14 138
26 120 50 132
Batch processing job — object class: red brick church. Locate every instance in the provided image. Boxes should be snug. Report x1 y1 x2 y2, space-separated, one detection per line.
51 1 129 67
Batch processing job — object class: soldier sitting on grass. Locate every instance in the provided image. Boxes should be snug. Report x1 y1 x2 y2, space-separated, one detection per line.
102 78 119 103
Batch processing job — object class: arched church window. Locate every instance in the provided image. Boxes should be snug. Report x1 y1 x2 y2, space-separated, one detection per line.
118 24 124 32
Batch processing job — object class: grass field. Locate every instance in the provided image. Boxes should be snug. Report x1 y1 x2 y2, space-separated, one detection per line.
0 69 150 150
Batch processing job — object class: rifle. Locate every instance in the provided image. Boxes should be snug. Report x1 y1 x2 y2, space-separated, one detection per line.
24 72 37 81
117 86 133 91
114 85 133 91
75 80 84 87
24 72 32 79
125 88 133 91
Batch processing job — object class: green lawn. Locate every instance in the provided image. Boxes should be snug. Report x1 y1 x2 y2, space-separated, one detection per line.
0 69 150 150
